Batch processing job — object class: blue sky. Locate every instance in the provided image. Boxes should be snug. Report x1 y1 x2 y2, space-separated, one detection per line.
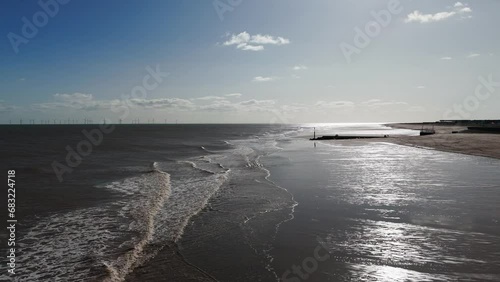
1 0 499 123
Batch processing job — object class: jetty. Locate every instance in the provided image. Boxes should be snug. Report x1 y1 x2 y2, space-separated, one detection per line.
309 127 389 140
310 135 389 140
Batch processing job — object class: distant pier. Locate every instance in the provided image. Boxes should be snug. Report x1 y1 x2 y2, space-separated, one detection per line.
310 135 389 140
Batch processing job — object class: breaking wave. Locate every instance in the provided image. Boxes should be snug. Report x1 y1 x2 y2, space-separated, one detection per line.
103 166 172 282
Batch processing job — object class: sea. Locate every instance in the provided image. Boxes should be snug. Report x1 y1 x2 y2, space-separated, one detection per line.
1 123 499 281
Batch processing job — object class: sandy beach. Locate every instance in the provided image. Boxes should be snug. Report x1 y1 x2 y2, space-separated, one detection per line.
385 123 500 160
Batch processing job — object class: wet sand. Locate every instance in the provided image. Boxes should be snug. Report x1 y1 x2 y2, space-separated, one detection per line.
385 123 500 160
265 138 500 281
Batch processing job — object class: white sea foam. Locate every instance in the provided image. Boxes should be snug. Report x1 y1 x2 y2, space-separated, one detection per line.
207 137 298 280
15 128 300 281
180 159 227 174
103 168 172 282
14 206 124 281
14 166 172 282
101 159 230 281
152 161 230 241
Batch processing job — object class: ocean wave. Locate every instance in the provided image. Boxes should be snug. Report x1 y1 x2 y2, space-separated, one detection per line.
14 163 174 282
198 138 298 280
14 205 126 281
14 127 299 281
101 159 230 281
103 167 172 282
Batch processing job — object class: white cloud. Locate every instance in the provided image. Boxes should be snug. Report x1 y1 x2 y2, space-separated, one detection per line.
459 7 472 14
238 44 264 51
222 32 249 46
252 76 275 82
440 56 453 60
417 86 426 89
130 98 195 110
29 92 274 115
467 53 480 58
362 99 408 107
198 100 234 112
405 3 472 23
0 101 15 113
225 93 243 98
33 93 120 111
192 96 226 101
250 34 290 45
315 101 355 109
192 94 243 101
239 99 275 107
17 93 427 123
405 10 456 23
199 99 276 112
54 93 93 102
223 32 290 51
292 65 308 71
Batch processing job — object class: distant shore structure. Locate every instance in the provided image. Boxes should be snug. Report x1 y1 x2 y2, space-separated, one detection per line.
439 119 500 125
420 123 436 136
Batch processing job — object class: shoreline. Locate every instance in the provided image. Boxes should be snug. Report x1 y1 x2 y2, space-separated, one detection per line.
266 136 500 281
384 123 500 160
302 123 500 160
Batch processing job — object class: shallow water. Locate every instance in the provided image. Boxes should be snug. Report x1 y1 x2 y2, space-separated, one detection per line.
264 139 500 281
1 123 499 281
1 124 299 281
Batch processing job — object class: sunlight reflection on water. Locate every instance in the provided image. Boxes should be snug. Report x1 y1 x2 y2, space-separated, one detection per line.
347 264 450 281
315 142 500 281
